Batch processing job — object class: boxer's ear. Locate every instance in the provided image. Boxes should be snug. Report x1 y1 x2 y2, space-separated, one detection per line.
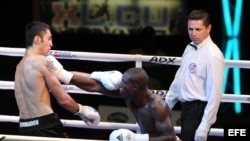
34 35 41 44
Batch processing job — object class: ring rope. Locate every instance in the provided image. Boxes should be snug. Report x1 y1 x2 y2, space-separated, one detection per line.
0 47 250 68
0 47 247 139
0 115 223 137
0 134 106 141
1 80 249 104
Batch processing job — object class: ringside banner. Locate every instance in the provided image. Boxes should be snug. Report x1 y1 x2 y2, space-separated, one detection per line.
34 0 185 35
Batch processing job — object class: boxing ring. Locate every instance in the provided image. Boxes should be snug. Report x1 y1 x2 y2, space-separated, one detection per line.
0 47 250 140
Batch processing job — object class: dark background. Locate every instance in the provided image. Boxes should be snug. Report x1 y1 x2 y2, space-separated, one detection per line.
1 0 249 140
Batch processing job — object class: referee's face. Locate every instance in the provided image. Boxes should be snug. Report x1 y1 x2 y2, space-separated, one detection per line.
187 19 211 45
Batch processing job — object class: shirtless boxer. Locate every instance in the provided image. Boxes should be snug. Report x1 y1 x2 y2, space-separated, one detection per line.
48 58 180 141
108 68 179 141
14 21 100 138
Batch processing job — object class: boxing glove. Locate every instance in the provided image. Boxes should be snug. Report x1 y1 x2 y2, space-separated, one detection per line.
90 70 122 90
109 129 149 141
75 104 100 126
46 55 73 84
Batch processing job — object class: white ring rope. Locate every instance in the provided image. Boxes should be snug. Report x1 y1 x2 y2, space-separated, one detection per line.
0 47 250 68
1 47 248 139
1 80 249 104
0 115 223 137
0 134 106 141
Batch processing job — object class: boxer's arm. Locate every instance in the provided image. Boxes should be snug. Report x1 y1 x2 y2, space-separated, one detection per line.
46 55 121 97
149 98 178 141
43 58 101 126
70 74 121 98
46 55 73 84
42 58 79 113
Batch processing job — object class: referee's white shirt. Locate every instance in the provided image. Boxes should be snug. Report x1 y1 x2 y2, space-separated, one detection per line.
165 35 225 132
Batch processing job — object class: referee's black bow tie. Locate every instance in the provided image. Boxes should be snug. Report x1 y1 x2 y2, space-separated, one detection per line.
189 43 197 50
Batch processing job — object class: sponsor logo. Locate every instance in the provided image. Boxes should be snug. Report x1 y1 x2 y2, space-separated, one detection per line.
189 63 197 73
20 120 39 127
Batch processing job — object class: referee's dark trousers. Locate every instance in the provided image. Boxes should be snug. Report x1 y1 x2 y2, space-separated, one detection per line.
180 100 207 141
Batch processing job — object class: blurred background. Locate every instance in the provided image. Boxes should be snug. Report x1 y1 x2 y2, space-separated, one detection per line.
0 0 249 140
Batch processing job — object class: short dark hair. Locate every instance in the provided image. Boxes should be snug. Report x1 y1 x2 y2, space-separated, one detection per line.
126 68 148 88
25 21 50 48
188 9 211 27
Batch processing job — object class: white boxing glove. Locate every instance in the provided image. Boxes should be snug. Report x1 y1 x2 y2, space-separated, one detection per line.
46 55 73 84
74 104 100 126
90 70 122 90
109 129 149 141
